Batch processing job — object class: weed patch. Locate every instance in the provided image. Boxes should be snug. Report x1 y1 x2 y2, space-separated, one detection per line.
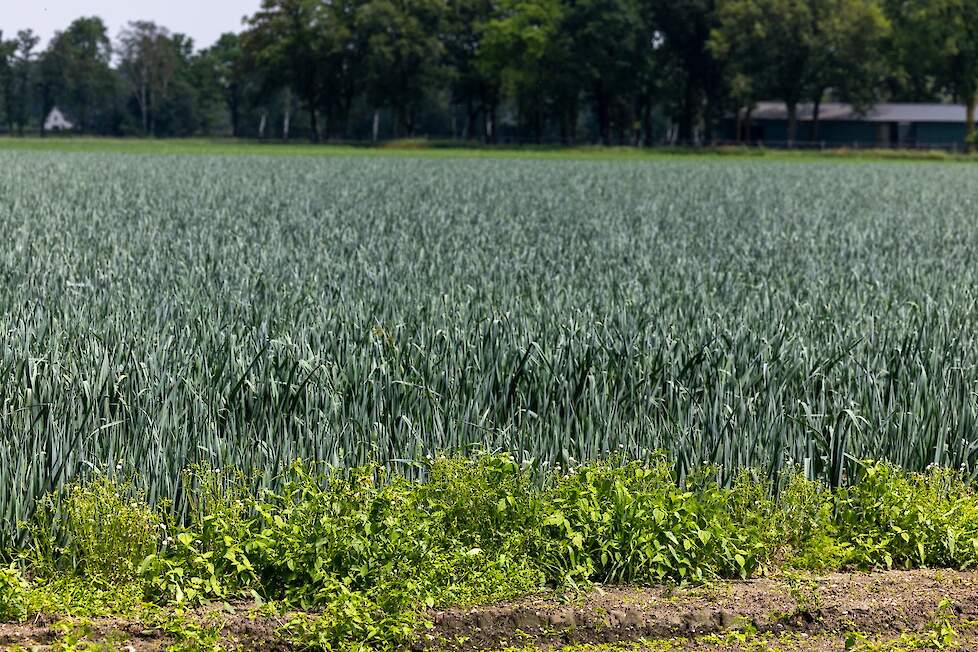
4 456 978 648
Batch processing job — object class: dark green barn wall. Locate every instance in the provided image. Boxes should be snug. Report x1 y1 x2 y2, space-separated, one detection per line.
751 121 876 145
915 123 966 146
720 119 965 147
810 122 877 145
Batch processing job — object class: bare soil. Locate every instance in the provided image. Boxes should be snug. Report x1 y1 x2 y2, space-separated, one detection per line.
424 568 978 650
2 569 977 650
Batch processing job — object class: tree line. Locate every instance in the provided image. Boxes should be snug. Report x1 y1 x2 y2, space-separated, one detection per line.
2 0 977 145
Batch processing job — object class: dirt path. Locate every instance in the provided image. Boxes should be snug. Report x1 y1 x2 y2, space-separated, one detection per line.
2 570 977 650
427 569 978 650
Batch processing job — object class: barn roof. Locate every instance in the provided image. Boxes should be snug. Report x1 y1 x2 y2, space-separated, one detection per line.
750 102 967 124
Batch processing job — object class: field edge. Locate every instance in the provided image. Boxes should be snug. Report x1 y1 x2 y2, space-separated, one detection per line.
0 136 975 163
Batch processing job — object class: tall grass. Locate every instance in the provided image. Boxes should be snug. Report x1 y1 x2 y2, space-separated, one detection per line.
1 151 977 544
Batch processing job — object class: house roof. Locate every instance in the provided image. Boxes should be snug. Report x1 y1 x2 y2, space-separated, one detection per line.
750 101 968 123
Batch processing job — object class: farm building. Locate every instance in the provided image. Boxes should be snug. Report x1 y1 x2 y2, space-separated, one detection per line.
43 107 74 132
724 102 969 148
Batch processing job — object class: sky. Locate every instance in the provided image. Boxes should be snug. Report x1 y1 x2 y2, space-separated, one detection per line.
3 0 264 51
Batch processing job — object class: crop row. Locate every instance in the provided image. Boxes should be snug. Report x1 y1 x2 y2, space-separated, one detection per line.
1 152 976 542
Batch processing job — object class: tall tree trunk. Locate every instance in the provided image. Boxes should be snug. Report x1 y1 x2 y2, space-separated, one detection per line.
678 79 695 144
258 111 267 140
282 109 290 141
966 95 976 152
596 86 611 145
230 88 240 138
786 101 798 146
641 101 653 147
464 100 478 141
309 107 320 143
140 81 149 135
40 87 50 136
485 105 496 144
811 89 824 142
703 95 715 144
341 90 354 139
568 99 579 145
406 107 415 137
599 100 610 145
372 109 380 142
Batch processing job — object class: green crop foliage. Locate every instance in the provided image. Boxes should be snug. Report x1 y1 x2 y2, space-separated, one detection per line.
2 151 978 546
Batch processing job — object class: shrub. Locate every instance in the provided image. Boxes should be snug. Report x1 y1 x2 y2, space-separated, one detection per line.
537 458 767 585
774 471 847 570
13 454 978 648
29 475 160 586
0 563 29 622
143 455 544 611
837 462 978 569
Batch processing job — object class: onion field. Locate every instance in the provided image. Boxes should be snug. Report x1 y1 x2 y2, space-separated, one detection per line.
2 151 977 541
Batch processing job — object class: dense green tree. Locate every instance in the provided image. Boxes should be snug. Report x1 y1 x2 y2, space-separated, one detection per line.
7 31 39 134
38 17 115 134
810 0 890 138
201 33 247 137
646 0 722 143
245 0 349 141
879 0 936 101
564 0 643 143
710 0 889 144
243 0 316 141
442 0 498 140
0 33 16 131
884 0 978 145
356 0 446 138
710 0 814 144
118 22 185 135
159 34 215 136
632 2 661 145
2 1 969 145
478 0 568 142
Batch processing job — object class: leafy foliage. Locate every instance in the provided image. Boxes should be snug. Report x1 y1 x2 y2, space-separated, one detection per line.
0 563 29 622
9 455 978 646
538 459 769 584
28 476 160 586
838 463 978 570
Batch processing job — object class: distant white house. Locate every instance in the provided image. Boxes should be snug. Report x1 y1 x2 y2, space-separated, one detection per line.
44 107 74 132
